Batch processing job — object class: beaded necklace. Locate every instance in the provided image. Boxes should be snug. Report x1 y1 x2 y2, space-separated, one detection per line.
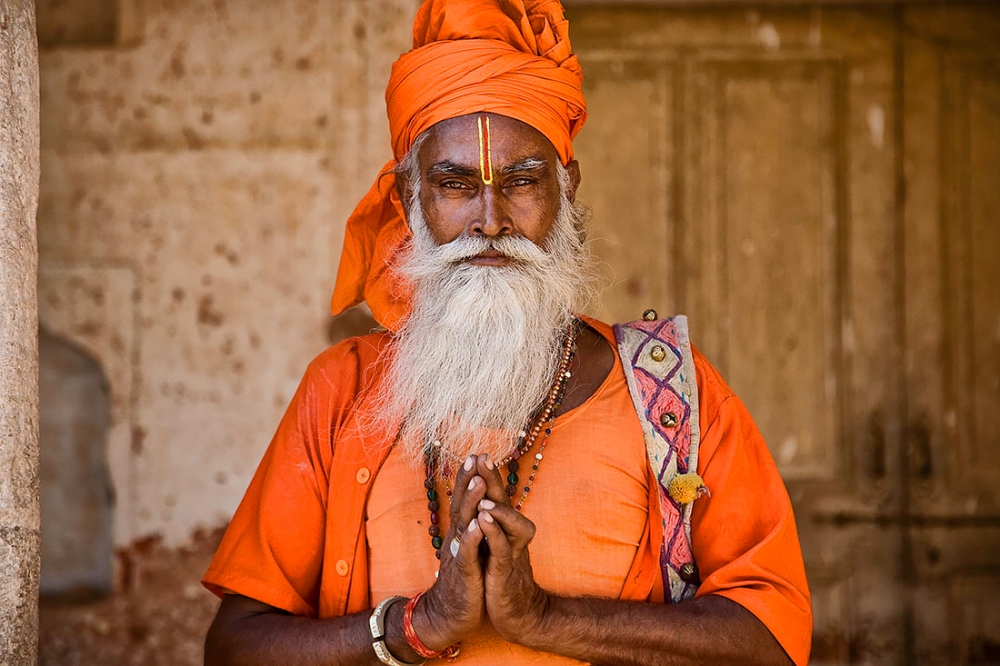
422 325 578 556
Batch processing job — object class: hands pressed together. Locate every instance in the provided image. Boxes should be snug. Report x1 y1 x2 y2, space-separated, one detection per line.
206 451 795 666
411 453 550 652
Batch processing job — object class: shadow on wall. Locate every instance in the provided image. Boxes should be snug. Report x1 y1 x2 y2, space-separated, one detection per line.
39 327 114 603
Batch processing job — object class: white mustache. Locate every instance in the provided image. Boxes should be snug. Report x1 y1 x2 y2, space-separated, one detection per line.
422 234 551 267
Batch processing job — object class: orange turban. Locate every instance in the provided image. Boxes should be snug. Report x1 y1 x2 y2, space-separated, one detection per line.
330 0 587 331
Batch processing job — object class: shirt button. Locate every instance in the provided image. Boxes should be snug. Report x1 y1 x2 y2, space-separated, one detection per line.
679 562 698 582
356 467 371 484
335 559 350 577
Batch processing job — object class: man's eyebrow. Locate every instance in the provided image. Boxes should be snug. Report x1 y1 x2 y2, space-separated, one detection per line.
500 157 549 174
427 161 479 177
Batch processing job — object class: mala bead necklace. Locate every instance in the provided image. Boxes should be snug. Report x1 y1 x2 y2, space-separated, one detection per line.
423 325 577 556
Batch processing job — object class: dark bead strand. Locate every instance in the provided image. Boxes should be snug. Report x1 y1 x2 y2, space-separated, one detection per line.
423 447 445 557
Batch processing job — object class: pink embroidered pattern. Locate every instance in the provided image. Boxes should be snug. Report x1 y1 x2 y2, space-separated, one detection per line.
614 316 701 602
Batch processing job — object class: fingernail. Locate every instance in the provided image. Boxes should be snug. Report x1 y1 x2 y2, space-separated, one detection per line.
481 512 494 524
464 456 474 471
479 499 495 510
468 477 478 490
468 518 479 532
484 455 494 470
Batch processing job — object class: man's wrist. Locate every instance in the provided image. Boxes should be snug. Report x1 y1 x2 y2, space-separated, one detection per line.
380 598 425 665
514 590 560 651
404 592 462 660
408 589 460 651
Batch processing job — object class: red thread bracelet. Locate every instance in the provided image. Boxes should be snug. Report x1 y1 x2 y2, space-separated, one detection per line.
403 592 461 661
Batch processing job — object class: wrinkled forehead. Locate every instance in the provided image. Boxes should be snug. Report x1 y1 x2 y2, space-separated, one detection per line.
418 112 561 170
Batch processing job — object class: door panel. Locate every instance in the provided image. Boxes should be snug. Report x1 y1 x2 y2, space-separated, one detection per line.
808 524 906 665
904 6 1000 663
570 7 904 662
689 56 843 480
941 53 1000 509
911 528 1000 664
905 11 1000 517
574 57 676 321
572 5 1000 662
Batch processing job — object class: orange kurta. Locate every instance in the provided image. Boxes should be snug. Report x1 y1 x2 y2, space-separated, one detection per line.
367 332 650 665
203 320 812 664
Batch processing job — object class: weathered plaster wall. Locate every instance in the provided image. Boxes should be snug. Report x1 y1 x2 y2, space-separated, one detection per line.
37 0 419 551
0 0 41 660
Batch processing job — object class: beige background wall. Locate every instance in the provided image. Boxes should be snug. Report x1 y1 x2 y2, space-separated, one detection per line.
37 0 420 551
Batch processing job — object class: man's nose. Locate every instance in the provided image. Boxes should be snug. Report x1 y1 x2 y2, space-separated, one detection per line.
470 186 513 237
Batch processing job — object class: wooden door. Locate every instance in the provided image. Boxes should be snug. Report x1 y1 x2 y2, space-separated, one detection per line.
903 6 1000 664
569 6 905 663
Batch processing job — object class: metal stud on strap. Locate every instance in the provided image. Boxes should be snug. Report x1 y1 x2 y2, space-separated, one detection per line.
660 412 678 428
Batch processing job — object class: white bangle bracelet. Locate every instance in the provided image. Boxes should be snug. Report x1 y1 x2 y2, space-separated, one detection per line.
369 596 423 666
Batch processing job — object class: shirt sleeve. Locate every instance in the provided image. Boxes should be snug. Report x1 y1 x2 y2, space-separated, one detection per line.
690 348 813 666
201 341 367 616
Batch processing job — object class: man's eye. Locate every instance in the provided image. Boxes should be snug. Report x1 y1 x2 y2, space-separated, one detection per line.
441 180 469 190
508 177 534 187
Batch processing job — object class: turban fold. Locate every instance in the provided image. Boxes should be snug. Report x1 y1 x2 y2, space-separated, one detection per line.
330 0 587 331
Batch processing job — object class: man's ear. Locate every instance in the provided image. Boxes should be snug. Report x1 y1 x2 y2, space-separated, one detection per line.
564 160 581 202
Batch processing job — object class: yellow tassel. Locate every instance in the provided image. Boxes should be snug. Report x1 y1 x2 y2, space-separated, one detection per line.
668 473 710 504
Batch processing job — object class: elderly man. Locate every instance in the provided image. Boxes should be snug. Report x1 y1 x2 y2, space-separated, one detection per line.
202 1 812 664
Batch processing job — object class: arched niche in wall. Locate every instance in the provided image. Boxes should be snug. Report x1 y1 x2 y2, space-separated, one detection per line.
39 326 114 601
37 266 137 552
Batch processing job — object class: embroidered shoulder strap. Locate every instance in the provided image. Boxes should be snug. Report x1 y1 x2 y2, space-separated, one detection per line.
613 315 703 603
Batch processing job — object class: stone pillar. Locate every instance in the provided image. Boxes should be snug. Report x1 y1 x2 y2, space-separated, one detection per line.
0 0 41 663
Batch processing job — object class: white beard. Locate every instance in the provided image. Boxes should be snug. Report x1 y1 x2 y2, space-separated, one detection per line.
372 176 595 467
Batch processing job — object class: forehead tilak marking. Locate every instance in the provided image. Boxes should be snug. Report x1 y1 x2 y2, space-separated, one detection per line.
477 115 494 185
